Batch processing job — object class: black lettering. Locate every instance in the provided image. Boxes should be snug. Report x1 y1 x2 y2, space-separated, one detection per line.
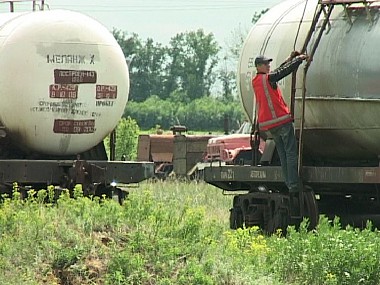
47 55 54 63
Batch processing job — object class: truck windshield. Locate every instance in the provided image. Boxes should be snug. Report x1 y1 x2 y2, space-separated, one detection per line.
236 121 252 134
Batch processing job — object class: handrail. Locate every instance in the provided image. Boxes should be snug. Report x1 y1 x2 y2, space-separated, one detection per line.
0 0 47 12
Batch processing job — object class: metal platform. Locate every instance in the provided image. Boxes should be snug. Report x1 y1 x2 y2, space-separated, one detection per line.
0 159 154 185
204 164 380 191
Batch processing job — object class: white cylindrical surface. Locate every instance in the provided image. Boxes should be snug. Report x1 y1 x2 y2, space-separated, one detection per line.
0 10 129 155
239 0 380 159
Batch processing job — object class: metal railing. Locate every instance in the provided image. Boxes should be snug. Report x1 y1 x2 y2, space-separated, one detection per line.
0 0 48 12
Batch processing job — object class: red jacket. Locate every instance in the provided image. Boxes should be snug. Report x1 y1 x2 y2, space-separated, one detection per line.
252 73 292 131
252 56 303 131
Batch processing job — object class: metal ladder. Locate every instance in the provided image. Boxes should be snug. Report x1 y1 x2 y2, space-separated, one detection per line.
290 0 377 221
0 0 48 12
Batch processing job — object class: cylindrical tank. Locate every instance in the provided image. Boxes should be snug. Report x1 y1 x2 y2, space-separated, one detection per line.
0 10 129 155
239 0 380 161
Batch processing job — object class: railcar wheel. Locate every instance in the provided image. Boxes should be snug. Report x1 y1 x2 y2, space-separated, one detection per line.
229 206 243 229
291 187 319 230
94 184 112 199
266 205 290 235
115 187 128 205
303 188 319 229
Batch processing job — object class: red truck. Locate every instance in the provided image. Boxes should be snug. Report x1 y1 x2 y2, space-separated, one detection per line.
204 121 266 165
188 121 268 179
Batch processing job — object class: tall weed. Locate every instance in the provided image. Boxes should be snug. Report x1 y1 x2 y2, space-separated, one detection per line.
1 181 380 285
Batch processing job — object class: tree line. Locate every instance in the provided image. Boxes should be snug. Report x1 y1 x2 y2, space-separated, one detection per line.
124 95 243 131
113 28 236 103
114 9 268 131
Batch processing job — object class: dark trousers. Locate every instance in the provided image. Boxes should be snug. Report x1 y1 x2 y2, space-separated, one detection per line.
269 121 299 191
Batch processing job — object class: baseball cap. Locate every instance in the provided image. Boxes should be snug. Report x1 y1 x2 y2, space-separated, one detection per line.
254 55 273 66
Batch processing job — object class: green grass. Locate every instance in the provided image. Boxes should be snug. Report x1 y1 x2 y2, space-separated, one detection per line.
1 181 380 284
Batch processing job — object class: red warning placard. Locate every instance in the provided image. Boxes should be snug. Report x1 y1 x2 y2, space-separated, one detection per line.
53 119 95 134
49 84 78 99
54 69 97 84
96 85 117 99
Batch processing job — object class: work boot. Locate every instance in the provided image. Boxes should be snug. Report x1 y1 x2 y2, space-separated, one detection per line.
289 180 304 193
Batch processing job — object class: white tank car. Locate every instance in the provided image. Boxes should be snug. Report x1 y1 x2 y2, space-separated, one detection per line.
0 10 128 155
239 0 380 161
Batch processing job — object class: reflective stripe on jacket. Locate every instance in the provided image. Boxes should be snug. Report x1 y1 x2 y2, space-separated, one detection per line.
252 73 293 131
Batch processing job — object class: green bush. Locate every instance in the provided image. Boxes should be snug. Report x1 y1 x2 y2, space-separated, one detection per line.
267 217 380 285
125 95 245 131
104 116 140 160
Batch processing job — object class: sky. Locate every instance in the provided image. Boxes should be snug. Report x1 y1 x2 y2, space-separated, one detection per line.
0 0 283 46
